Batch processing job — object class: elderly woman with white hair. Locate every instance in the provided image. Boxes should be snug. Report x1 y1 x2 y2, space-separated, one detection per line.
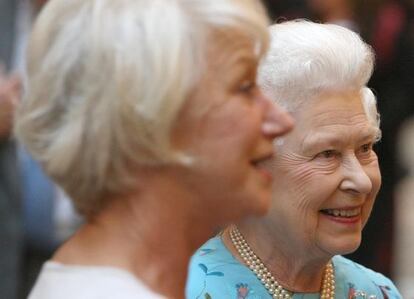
15 1 295 298
187 20 402 299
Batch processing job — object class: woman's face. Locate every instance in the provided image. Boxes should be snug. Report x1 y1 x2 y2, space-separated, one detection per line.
268 90 381 258
172 32 293 223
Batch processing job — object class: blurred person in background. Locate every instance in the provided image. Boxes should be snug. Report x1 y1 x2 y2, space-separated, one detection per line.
0 1 24 298
394 118 414 297
307 0 359 31
15 0 293 298
0 68 22 299
187 20 402 299
351 0 414 278
2 0 82 297
370 0 414 292
262 0 308 21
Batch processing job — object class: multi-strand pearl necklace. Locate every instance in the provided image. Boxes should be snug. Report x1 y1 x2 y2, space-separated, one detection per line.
229 226 335 299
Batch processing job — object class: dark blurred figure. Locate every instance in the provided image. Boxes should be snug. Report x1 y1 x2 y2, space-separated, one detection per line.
2 1 69 298
307 0 359 31
10 2 79 298
367 0 414 276
263 0 308 21
0 1 23 298
0 75 22 299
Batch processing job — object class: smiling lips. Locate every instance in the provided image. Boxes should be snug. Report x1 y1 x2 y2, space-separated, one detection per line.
320 207 362 224
321 207 361 218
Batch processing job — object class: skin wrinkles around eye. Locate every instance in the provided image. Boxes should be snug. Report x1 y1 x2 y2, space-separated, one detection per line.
354 128 379 159
358 143 373 155
303 124 378 155
277 158 336 224
356 143 379 165
302 142 341 169
315 149 339 160
313 142 377 169
276 153 337 183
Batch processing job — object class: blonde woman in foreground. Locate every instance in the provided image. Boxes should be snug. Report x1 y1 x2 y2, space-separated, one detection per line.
15 1 294 298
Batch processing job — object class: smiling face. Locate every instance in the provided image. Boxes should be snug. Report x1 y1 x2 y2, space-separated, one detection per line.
268 90 381 258
171 31 293 223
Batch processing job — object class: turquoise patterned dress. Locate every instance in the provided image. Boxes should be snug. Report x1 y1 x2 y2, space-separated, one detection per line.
186 236 402 299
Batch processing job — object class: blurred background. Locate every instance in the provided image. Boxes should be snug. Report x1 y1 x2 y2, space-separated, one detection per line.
1 0 413 298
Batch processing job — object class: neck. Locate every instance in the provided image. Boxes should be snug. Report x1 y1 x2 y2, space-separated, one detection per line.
53 170 219 299
224 221 332 293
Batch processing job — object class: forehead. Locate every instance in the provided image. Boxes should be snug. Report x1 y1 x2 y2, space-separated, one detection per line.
300 91 367 126
206 30 258 77
183 31 258 116
289 91 378 149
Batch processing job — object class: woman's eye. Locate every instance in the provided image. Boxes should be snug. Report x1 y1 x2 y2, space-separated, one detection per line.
359 143 373 155
238 80 256 95
359 143 373 158
318 150 336 159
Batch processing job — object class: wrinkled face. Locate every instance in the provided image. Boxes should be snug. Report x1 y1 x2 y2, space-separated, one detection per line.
171 31 293 224
268 90 381 258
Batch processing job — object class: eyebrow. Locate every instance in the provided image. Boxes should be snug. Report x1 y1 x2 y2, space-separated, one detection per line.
301 128 379 152
224 56 258 89
229 56 258 76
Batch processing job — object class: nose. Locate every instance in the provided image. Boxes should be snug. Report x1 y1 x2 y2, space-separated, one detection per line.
260 96 294 139
340 155 373 195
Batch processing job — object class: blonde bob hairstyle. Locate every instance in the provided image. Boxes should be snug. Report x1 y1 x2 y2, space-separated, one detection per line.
258 20 381 139
15 0 270 216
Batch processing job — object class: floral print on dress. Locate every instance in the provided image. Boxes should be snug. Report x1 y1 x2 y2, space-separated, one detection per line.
200 248 216 256
378 285 391 299
347 282 395 298
348 283 357 299
236 283 250 299
187 237 402 299
195 263 224 299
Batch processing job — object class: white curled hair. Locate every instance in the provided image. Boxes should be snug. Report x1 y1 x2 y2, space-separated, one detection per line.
15 0 269 216
258 20 381 140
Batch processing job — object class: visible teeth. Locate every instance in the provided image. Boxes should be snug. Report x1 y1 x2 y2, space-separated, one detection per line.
323 208 360 217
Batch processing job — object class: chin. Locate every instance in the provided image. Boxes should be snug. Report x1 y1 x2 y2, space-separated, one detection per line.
323 236 362 256
335 239 361 256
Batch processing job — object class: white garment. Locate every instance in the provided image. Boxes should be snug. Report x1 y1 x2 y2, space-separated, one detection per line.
29 262 167 299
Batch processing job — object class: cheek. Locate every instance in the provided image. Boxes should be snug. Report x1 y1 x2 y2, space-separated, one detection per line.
370 164 382 195
207 110 261 153
276 155 339 208
362 197 376 228
234 114 263 147
361 165 381 225
365 154 381 191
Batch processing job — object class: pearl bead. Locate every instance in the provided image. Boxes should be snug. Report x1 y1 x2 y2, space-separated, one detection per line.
230 226 336 299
